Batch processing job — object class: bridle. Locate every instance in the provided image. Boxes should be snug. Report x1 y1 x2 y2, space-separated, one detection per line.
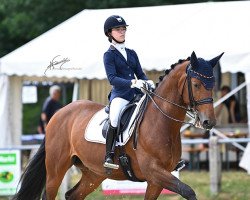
143 64 214 127
186 64 214 108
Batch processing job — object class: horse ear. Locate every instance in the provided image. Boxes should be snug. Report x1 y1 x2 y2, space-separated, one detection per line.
209 52 224 68
190 51 199 69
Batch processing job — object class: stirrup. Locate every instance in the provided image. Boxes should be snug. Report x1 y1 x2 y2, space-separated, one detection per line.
103 162 119 169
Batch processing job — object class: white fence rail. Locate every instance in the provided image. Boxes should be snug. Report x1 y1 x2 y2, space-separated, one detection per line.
1 137 249 150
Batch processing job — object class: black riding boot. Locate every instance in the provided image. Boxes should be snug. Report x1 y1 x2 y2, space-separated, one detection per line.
103 125 119 169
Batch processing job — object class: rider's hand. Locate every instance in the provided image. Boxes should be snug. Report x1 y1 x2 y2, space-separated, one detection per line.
146 80 155 89
131 79 146 91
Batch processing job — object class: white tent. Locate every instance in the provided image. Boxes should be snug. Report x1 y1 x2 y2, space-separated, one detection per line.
1 1 250 78
0 1 250 169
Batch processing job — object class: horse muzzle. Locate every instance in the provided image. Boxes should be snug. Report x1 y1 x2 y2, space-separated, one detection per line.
198 112 216 130
202 119 216 130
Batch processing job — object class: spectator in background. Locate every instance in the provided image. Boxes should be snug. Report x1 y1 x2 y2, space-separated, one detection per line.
215 103 229 125
217 86 241 123
37 118 45 134
40 85 63 131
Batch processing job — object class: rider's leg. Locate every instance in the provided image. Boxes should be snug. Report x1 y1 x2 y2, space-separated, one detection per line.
103 124 118 169
103 97 129 169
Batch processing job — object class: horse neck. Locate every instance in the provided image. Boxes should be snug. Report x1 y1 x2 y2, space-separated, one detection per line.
153 66 187 122
142 64 188 145
138 65 187 163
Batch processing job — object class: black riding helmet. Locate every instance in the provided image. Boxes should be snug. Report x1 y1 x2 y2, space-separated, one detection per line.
104 15 128 43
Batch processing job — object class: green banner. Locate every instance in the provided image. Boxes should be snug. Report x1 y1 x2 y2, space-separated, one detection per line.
0 153 16 165
0 150 21 196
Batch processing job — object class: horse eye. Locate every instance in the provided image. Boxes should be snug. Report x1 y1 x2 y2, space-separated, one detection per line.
194 83 200 89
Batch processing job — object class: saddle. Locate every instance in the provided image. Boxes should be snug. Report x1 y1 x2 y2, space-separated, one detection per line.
102 94 141 141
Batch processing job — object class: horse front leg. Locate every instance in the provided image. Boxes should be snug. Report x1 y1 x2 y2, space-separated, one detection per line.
145 165 197 200
144 182 163 200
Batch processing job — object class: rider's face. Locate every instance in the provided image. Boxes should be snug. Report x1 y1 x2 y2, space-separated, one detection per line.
111 26 127 42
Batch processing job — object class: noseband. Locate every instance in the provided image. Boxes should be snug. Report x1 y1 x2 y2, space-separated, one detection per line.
144 64 214 126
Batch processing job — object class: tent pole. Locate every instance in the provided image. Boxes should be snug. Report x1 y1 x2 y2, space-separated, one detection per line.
72 80 79 102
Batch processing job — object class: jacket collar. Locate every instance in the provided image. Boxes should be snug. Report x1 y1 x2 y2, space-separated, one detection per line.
109 45 130 64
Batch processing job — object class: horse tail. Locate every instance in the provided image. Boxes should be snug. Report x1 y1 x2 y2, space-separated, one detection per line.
12 139 46 200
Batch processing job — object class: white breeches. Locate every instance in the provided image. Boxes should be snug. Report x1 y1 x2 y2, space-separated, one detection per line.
109 97 129 127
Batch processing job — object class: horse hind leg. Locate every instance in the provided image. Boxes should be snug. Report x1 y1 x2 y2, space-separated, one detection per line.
144 183 163 200
45 153 72 200
65 167 104 200
65 179 81 199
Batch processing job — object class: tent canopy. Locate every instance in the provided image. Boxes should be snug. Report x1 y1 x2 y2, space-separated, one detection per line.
1 1 250 79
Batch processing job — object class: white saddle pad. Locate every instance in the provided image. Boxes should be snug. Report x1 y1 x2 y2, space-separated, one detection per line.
85 95 146 146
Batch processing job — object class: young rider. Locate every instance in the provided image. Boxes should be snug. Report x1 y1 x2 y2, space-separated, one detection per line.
103 15 154 169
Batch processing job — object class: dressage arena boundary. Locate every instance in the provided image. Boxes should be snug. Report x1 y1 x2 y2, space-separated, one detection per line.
0 137 250 197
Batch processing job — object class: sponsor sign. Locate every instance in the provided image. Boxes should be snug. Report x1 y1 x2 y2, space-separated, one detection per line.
0 150 21 196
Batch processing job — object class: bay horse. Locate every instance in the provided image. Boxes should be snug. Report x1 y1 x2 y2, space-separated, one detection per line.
13 51 223 200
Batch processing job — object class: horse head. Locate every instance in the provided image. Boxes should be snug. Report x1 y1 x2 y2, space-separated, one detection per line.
180 51 224 130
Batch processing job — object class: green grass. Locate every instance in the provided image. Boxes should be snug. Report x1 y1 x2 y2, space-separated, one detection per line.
1 171 249 200
77 171 250 200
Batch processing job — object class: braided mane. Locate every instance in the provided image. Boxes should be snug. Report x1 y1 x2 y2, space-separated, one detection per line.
155 57 190 88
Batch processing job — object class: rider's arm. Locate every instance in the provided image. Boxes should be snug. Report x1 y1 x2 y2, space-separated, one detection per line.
41 113 47 128
104 51 133 89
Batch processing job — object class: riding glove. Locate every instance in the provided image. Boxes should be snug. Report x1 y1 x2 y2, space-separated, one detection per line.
131 79 146 90
146 80 155 89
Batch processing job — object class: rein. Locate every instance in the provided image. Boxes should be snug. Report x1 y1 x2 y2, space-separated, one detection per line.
143 64 214 127
132 63 214 149
143 88 197 126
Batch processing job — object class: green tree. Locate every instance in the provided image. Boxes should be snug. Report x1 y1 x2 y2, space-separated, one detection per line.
0 0 86 57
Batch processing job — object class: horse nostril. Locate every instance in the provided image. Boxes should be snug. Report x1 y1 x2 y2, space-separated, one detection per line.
203 120 216 130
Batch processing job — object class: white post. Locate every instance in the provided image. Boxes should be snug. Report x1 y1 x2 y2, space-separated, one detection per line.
239 74 250 173
72 80 79 102
0 75 11 148
209 136 221 195
9 76 23 146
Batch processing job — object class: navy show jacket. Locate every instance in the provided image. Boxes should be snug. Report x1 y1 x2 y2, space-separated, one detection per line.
104 45 148 102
